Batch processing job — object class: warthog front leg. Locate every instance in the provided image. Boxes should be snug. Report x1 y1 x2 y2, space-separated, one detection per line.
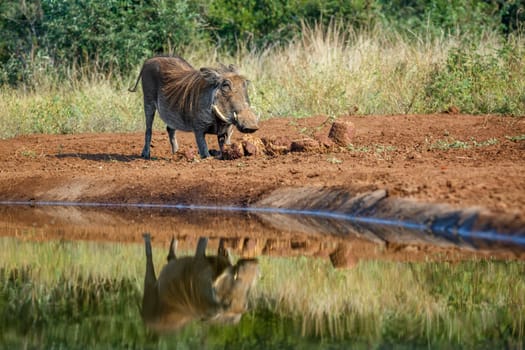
215 124 234 159
194 131 210 158
167 236 177 262
217 133 227 159
195 237 208 257
218 238 232 263
167 126 178 154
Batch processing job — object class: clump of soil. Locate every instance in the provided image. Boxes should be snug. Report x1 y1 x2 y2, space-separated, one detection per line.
222 143 244 160
235 121 347 158
328 120 355 147
260 136 292 156
241 135 265 156
290 138 320 152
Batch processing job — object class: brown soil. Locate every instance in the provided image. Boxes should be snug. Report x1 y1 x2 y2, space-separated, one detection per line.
1 114 524 213
1 113 524 262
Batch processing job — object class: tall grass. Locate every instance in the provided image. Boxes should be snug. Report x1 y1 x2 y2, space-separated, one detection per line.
0 79 143 139
1 236 524 348
1 24 524 139
244 23 524 117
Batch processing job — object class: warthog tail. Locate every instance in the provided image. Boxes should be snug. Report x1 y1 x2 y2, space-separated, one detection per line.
128 66 144 92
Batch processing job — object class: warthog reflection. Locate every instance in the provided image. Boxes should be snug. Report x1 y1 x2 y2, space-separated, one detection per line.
141 233 259 332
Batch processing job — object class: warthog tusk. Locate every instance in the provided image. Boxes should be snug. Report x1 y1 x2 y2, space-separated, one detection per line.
233 112 238 121
212 105 229 123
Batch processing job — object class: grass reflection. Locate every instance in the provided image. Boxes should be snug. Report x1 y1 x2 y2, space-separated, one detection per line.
256 256 525 347
0 236 524 348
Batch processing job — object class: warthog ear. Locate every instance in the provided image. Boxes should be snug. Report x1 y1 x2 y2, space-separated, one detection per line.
217 63 237 73
200 67 221 86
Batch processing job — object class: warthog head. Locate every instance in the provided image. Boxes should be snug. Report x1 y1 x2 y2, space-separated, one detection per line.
210 257 259 324
141 234 259 333
202 66 259 134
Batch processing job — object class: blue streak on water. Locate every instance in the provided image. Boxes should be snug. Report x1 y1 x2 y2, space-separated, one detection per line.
0 200 524 247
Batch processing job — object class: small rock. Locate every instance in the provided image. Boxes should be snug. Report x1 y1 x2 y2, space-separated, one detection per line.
314 134 335 149
222 143 244 160
261 137 291 155
290 138 320 152
445 105 460 114
242 135 265 156
175 148 196 161
328 121 355 147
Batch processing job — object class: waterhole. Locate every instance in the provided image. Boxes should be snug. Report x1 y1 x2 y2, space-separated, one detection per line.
0 202 524 349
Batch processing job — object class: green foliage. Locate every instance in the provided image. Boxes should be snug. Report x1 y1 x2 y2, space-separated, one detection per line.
1 0 524 86
205 0 381 49
0 0 207 85
0 1 524 137
379 0 503 37
506 134 525 142
424 43 525 115
428 136 500 150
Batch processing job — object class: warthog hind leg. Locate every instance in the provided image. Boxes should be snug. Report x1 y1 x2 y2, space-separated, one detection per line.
142 103 156 159
142 233 158 321
167 126 178 154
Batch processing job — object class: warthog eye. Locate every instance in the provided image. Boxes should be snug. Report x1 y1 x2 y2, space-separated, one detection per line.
221 80 232 92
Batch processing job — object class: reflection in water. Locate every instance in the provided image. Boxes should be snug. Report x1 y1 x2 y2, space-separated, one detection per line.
141 234 258 333
1 203 523 264
1 202 525 348
0 236 524 348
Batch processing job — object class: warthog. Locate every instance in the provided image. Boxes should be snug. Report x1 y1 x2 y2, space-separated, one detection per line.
129 56 259 159
141 233 259 333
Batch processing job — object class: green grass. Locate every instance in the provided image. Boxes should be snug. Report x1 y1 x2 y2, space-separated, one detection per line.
1 25 524 140
506 134 525 142
427 137 499 150
1 236 524 348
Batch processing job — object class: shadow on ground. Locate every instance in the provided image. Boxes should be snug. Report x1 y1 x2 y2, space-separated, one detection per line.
56 153 143 162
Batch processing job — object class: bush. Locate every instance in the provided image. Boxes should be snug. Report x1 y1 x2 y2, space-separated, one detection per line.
424 43 525 115
2 0 524 87
0 0 207 86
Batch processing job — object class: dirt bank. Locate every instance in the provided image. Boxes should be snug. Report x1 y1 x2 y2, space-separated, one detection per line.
1 114 524 218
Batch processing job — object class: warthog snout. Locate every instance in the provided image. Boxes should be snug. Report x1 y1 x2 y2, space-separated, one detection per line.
235 109 259 133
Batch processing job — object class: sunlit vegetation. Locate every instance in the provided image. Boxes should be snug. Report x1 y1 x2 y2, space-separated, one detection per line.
1 237 523 348
427 136 500 150
0 1 524 139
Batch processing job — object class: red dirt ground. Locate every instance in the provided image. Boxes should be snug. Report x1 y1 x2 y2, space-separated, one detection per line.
1 114 523 215
1 114 524 262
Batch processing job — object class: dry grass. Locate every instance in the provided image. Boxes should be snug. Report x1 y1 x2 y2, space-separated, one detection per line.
0 24 523 139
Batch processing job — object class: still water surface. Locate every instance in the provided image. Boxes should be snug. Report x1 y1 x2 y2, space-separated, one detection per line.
0 204 524 349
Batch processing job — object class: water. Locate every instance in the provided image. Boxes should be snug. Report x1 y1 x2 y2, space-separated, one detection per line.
1 204 524 349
